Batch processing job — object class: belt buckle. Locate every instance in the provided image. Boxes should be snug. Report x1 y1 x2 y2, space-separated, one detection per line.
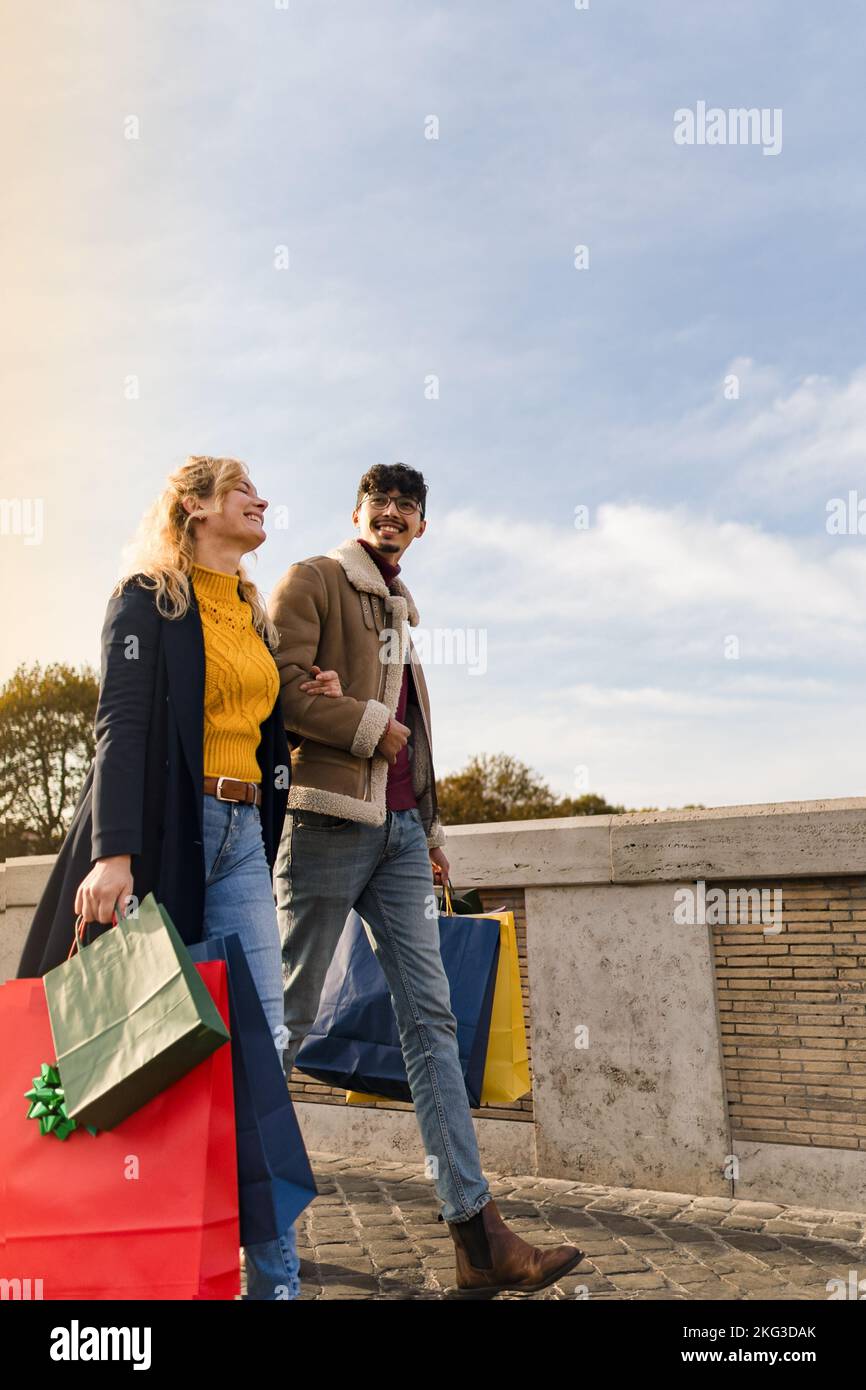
215 776 233 802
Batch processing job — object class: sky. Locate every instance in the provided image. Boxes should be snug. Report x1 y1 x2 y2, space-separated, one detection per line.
2 1 866 811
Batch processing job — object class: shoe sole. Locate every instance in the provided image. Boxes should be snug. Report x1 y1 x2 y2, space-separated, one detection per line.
444 1247 586 1299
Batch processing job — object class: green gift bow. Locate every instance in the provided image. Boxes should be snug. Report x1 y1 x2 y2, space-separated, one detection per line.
24 1062 99 1141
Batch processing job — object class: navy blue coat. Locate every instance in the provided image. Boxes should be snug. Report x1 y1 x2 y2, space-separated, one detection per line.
16 575 291 978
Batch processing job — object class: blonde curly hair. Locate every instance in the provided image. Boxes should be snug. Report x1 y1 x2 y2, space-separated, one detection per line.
114 455 278 648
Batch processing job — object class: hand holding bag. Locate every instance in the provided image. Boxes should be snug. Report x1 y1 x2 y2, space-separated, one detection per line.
0 960 239 1300
345 883 531 1106
42 891 230 1131
295 907 501 1108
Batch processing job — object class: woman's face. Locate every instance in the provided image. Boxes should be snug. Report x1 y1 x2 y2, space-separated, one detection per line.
194 474 269 551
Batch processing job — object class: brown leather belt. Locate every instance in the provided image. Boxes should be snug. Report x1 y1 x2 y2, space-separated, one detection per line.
203 775 262 807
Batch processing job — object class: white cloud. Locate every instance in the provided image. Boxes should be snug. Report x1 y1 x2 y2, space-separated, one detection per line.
412 499 866 806
603 359 866 516
418 500 866 651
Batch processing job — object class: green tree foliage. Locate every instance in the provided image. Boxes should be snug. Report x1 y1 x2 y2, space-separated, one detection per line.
436 753 627 825
555 792 629 816
0 663 98 856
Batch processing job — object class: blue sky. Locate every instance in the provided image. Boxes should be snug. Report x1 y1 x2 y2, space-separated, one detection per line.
3 1 866 809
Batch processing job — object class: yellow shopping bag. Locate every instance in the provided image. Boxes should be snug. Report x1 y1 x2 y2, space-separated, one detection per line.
475 907 530 1104
346 885 530 1106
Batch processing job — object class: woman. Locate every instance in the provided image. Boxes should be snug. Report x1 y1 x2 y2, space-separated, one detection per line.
16 454 341 1300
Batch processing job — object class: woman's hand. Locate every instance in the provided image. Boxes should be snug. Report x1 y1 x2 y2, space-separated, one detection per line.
299 665 343 698
74 855 134 925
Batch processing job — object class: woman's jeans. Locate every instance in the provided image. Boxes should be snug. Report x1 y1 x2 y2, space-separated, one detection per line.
201 793 300 1301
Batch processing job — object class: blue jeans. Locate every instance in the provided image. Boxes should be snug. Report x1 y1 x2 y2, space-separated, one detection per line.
201 793 300 1300
274 805 491 1225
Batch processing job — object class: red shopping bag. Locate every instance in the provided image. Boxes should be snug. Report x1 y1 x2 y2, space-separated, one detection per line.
0 961 240 1300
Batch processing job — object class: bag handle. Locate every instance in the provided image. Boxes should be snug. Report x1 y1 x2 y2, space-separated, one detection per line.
68 898 125 959
440 879 455 916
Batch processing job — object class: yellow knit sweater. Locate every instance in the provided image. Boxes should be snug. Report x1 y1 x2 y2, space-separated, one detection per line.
191 564 280 783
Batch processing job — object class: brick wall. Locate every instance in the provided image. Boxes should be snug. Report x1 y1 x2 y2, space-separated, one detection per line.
713 876 866 1150
289 886 534 1123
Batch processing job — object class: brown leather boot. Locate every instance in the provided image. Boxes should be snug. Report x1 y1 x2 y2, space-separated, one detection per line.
446 1198 585 1296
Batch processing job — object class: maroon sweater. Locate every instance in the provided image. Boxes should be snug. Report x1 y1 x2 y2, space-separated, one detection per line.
356 538 418 811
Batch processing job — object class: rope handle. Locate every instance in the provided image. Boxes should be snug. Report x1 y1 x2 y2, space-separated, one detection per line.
68 898 125 959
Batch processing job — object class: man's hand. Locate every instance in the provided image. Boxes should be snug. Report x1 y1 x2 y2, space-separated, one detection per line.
376 717 410 765
74 855 134 925
298 665 343 697
429 847 450 885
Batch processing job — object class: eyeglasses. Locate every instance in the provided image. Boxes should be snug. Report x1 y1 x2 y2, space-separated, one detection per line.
362 492 422 517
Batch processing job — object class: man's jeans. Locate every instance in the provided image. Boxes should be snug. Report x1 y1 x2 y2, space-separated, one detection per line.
274 805 492 1225
201 794 301 1300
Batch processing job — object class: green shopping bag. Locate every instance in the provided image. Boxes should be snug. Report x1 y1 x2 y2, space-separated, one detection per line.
42 892 230 1131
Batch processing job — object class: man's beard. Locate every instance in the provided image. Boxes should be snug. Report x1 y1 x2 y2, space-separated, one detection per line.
371 526 404 550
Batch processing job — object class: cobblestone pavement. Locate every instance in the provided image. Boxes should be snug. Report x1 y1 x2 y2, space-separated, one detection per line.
239 1151 866 1300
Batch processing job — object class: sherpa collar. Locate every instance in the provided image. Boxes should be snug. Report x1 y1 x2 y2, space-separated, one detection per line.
326 536 420 626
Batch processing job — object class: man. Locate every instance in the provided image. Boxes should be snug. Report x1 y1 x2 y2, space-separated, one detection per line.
268 462 584 1295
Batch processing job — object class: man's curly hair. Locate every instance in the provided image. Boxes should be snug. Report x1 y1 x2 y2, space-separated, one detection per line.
356 462 427 518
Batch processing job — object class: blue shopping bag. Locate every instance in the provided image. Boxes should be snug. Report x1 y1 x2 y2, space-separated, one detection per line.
189 933 317 1246
294 909 501 1107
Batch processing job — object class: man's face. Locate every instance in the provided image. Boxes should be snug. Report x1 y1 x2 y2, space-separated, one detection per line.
353 486 426 560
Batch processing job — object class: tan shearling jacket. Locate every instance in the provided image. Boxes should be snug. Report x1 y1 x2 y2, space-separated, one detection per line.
267 537 446 849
